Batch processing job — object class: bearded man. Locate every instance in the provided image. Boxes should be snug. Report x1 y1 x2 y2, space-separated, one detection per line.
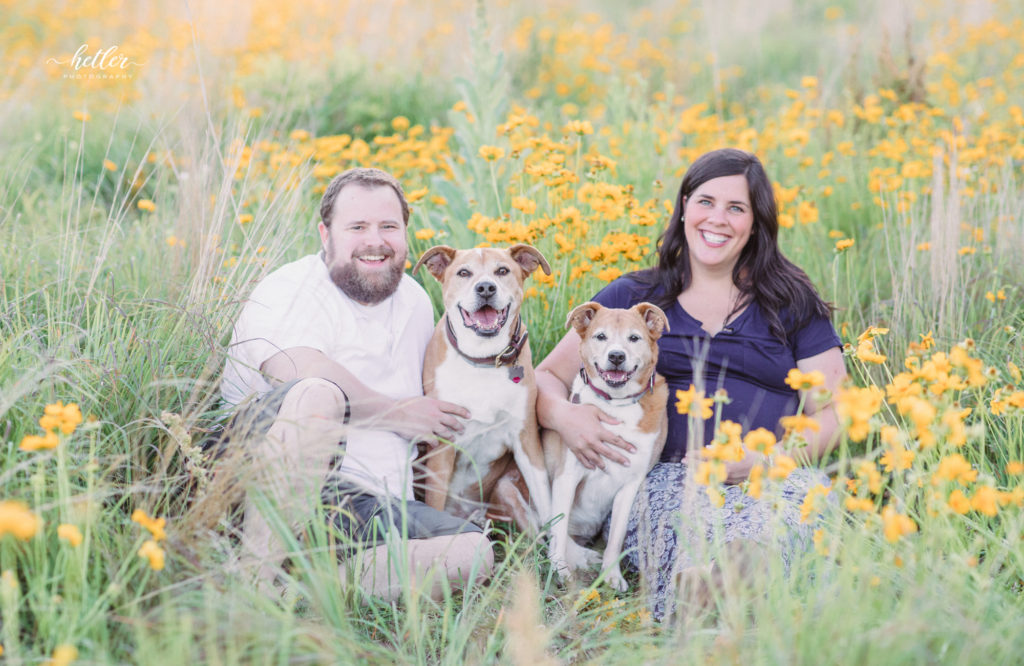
221 167 491 599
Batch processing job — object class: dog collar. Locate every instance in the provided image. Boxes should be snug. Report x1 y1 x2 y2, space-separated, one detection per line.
445 314 529 370
574 367 655 404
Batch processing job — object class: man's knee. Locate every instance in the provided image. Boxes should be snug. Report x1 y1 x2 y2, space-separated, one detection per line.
278 377 349 422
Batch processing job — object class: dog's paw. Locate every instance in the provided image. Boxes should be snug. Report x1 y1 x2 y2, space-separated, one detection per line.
603 566 629 593
550 557 573 583
565 540 600 570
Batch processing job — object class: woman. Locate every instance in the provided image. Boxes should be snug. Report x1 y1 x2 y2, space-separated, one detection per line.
536 148 846 619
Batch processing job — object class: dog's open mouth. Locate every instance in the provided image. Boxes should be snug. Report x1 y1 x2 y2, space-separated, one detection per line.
597 366 637 388
459 304 510 336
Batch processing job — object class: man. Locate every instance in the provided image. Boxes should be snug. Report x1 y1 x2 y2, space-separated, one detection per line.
222 167 492 599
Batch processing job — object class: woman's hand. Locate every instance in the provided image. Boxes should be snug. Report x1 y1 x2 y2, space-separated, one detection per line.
535 329 636 471
724 451 766 484
549 399 636 470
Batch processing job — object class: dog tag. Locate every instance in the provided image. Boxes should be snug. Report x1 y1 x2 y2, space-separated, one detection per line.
508 365 524 383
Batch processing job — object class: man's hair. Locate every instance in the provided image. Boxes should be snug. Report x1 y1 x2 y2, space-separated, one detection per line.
319 167 410 227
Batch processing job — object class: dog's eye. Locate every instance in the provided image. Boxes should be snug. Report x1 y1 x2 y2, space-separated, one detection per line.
456 268 471 278
594 333 607 341
495 266 509 276
629 334 641 343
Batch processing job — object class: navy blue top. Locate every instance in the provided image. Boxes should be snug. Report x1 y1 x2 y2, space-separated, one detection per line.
592 275 841 461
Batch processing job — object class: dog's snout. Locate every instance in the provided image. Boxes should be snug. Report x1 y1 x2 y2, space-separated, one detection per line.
607 350 626 366
475 281 497 298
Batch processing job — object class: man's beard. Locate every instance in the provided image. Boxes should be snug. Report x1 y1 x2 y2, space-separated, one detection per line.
327 246 405 305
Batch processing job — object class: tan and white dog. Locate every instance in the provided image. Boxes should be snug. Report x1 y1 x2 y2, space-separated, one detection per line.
542 301 669 591
413 244 552 532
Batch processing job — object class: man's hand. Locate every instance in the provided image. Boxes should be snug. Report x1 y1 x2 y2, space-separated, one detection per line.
376 396 470 443
552 400 636 470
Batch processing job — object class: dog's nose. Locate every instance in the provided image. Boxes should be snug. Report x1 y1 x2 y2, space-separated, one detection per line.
608 350 626 366
475 281 496 298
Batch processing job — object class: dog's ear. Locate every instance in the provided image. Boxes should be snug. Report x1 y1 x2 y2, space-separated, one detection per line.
633 302 670 339
566 302 602 335
508 244 552 277
413 246 457 281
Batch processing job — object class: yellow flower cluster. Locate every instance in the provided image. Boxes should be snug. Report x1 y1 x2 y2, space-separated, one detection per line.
132 509 168 571
19 401 83 451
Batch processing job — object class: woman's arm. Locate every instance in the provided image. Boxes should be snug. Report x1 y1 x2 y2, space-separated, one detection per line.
723 346 847 483
535 330 636 470
791 345 847 461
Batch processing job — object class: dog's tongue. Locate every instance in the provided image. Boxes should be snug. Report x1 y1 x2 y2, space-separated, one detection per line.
464 306 500 329
602 369 630 383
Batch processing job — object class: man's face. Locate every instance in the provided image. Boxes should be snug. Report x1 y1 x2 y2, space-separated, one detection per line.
318 184 408 305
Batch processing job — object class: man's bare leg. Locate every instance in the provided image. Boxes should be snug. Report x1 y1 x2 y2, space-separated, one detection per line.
342 532 495 602
240 378 349 586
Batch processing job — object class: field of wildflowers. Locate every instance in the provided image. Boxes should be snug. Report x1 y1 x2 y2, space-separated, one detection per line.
2 0 1023 662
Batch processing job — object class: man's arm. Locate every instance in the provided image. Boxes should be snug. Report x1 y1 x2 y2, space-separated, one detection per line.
260 346 469 442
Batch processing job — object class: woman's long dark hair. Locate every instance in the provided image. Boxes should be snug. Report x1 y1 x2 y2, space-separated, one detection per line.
636 148 833 342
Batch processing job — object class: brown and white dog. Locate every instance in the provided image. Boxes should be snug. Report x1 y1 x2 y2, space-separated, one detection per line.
413 244 552 532
542 301 669 591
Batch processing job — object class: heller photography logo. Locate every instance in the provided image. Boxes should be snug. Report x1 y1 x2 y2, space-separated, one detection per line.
47 43 145 80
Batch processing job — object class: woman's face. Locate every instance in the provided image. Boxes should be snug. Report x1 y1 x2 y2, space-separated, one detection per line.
682 174 754 276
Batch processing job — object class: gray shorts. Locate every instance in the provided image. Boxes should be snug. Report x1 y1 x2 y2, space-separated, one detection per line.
227 380 481 553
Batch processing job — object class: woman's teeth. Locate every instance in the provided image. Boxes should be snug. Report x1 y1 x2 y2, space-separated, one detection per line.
701 230 729 245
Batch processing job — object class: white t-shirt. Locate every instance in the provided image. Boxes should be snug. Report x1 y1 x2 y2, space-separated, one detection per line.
221 253 435 497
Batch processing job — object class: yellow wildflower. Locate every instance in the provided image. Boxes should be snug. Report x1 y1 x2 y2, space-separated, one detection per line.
813 528 829 555
138 539 166 571
880 505 917 543
800 484 831 523
511 196 537 215
57 523 83 547
835 385 884 442
947 489 970 514
835 238 855 252
998 487 1024 507
478 146 505 162
19 430 60 451
0 501 41 540
675 385 713 419
414 228 436 241
744 428 777 456
785 368 826 391
695 460 726 486
746 464 764 499
1006 461 1024 475
857 326 889 344
72 110 90 122
103 159 117 171
932 454 978 485
879 446 915 472
970 485 999 517
855 338 887 364
768 454 797 480
845 496 875 513
39 401 83 435
779 414 821 433
47 644 78 666
856 460 884 494
131 509 167 542
137 199 156 212
563 119 594 135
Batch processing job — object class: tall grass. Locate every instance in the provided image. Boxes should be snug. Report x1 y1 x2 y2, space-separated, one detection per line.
2 0 1023 662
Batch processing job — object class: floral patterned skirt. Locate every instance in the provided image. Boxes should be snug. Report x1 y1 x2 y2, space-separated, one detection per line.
621 461 828 620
